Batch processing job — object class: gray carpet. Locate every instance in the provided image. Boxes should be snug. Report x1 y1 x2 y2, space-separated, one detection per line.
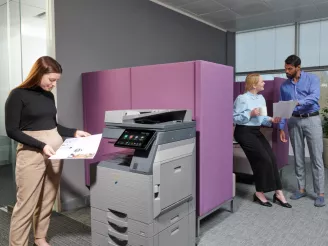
198 159 328 246
1 158 328 246
0 210 91 246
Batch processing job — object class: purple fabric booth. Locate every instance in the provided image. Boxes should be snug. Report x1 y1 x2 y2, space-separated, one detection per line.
82 61 234 224
233 77 289 174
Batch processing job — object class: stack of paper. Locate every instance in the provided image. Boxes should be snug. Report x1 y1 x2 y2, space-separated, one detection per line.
49 134 102 160
273 101 298 118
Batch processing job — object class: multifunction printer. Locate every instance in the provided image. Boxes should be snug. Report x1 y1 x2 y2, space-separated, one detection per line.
90 109 196 246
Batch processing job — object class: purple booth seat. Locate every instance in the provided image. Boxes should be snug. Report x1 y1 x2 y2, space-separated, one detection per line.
233 77 289 175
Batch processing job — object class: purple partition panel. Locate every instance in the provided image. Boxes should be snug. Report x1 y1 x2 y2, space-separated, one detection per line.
272 77 289 169
130 62 195 115
238 82 244 94
195 61 233 217
233 82 242 100
259 80 274 115
82 68 131 186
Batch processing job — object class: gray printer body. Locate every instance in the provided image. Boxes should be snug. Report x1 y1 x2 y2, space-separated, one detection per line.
90 109 196 246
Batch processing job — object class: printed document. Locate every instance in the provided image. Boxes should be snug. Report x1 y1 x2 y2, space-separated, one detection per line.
273 101 298 118
49 134 102 160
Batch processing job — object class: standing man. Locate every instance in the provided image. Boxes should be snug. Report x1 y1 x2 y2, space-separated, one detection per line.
279 55 325 207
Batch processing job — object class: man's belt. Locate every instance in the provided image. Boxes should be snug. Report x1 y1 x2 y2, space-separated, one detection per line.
292 111 319 118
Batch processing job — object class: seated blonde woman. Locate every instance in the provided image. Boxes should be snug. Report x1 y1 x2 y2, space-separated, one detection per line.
233 74 291 208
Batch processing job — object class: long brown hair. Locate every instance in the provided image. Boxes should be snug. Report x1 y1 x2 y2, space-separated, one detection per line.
244 73 260 92
16 56 63 89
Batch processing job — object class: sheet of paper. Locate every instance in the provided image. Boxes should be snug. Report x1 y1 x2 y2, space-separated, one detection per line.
49 134 102 160
273 100 298 118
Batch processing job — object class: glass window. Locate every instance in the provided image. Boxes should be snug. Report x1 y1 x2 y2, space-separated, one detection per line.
274 25 295 70
299 21 321 67
0 0 22 208
236 32 256 72
236 25 295 73
255 29 275 71
320 20 328 66
0 0 48 209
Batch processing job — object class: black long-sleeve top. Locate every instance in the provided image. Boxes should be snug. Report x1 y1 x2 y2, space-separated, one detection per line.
5 86 76 150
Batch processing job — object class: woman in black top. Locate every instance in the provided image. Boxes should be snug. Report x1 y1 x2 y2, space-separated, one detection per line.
5 56 90 246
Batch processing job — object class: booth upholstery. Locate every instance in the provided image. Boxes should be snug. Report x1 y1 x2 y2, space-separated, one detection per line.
233 77 289 175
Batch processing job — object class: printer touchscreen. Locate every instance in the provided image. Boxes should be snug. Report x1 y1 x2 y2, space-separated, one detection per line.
114 129 156 150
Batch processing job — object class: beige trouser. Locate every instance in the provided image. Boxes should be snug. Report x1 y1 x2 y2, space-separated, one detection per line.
9 128 63 246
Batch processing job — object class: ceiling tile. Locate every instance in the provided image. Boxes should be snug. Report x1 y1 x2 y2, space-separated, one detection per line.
313 0 328 3
232 2 273 17
275 5 321 23
153 0 328 31
264 0 314 11
212 0 263 9
216 19 238 31
201 9 240 23
180 0 226 15
315 2 328 18
158 0 200 7
235 13 283 31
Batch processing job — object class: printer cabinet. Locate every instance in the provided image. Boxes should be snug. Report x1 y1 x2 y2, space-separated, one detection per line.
83 60 233 219
90 158 196 246
90 128 197 246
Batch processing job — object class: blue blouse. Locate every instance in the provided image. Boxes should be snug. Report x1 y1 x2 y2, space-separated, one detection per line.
233 92 272 127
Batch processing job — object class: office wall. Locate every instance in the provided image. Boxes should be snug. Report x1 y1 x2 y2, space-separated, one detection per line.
54 0 234 210
226 31 236 68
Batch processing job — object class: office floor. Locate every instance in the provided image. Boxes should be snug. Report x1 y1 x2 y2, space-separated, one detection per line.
1 159 328 246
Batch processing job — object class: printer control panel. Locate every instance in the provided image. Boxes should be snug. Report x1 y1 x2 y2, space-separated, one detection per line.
114 129 156 150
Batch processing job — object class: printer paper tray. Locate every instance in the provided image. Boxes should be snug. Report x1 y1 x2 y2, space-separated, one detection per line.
91 214 191 246
91 200 190 238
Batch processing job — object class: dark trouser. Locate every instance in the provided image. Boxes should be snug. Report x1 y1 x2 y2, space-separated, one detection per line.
234 125 282 193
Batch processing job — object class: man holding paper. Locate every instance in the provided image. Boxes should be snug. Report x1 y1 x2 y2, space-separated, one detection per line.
279 55 325 207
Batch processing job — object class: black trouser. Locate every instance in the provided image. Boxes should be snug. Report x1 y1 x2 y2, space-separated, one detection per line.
234 125 282 193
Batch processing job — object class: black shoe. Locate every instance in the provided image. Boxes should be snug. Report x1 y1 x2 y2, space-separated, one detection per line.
273 194 292 208
253 193 272 207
